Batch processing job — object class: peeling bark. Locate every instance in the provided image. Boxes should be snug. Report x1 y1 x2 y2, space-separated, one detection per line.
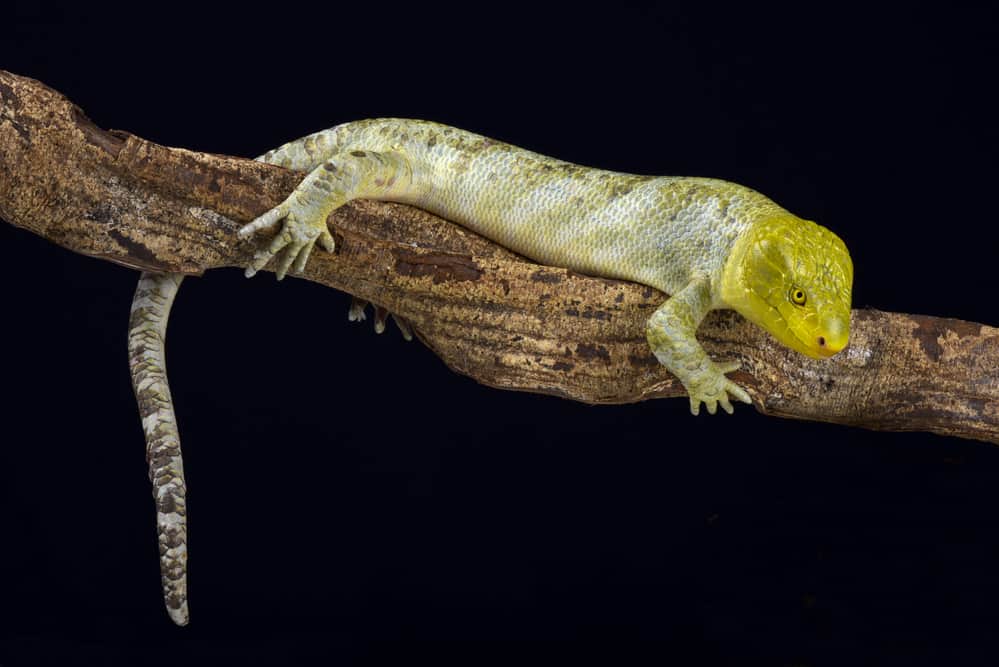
2 70 998 444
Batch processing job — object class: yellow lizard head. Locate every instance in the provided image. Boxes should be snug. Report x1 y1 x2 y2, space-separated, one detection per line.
720 214 853 359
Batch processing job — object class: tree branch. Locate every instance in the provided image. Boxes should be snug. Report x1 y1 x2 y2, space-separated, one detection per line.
2 70 997 444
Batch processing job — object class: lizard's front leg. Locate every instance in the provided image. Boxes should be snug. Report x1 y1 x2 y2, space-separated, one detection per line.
647 277 752 415
128 271 189 625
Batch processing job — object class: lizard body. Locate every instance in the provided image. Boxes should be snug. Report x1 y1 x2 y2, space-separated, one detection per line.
131 119 853 624
243 119 853 413
255 120 756 296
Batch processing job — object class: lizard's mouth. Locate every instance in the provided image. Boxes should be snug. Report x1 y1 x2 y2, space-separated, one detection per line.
788 320 848 359
815 334 847 357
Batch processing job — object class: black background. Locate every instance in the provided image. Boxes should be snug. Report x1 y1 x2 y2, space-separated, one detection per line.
2 4 999 665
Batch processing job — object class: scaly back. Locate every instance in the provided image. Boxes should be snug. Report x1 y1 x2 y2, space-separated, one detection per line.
260 118 791 295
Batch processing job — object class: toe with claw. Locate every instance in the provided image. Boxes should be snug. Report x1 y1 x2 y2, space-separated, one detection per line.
347 297 414 341
686 360 753 416
238 200 336 280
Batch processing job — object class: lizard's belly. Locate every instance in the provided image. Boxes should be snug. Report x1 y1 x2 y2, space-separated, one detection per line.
405 149 670 286
335 120 754 294
412 161 744 295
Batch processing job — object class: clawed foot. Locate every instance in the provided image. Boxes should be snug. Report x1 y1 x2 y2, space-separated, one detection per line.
348 296 413 341
238 201 336 280
686 360 752 416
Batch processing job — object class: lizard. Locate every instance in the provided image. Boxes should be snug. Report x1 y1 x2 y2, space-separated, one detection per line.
127 118 853 625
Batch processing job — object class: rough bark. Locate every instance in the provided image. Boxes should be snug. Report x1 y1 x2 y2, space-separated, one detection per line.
2 70 997 444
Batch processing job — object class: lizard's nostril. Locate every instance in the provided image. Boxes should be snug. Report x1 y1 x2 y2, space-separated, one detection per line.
818 336 826 347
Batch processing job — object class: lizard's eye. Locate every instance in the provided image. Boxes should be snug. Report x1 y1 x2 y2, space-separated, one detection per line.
790 287 807 306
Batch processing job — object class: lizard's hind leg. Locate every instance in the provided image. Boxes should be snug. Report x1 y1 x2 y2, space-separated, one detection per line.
347 296 413 341
127 271 189 626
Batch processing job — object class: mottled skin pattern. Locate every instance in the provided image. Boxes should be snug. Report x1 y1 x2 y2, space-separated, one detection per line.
242 119 853 413
127 272 188 625
131 119 852 625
